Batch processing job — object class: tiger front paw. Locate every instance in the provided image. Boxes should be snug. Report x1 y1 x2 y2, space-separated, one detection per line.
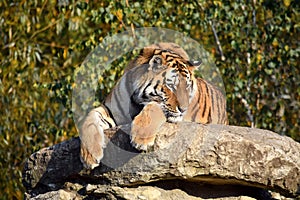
79 111 107 170
130 102 166 151
80 142 103 170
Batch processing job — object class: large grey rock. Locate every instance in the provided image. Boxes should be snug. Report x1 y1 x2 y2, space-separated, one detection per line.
22 123 300 199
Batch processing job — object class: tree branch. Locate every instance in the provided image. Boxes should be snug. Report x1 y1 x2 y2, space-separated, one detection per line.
209 20 226 61
193 1 225 61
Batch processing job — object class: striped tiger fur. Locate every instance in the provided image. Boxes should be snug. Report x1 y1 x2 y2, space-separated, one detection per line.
79 42 228 169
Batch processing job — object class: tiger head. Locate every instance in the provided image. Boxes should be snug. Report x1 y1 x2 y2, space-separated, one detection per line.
130 43 201 123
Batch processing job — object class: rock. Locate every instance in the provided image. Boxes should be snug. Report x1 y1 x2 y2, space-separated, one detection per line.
29 189 79 200
83 184 260 200
22 123 300 199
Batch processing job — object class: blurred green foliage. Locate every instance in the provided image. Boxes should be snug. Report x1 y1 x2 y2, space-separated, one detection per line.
0 0 299 198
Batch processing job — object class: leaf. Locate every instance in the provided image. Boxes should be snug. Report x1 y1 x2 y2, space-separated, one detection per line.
283 0 291 7
116 9 123 21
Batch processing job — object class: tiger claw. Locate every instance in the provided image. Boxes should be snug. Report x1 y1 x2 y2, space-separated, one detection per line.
80 143 103 170
130 135 155 151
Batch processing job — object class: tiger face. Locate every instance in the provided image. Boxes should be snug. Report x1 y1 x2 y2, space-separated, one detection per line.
131 44 201 123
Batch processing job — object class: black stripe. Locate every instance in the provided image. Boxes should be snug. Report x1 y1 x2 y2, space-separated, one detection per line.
154 49 162 55
141 81 152 100
191 90 201 120
104 107 115 126
201 99 207 118
213 87 222 123
153 83 159 96
95 110 114 128
202 83 210 118
209 85 215 113
207 108 212 123
166 57 174 62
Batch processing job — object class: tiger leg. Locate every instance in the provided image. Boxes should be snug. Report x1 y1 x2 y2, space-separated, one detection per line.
79 105 116 170
131 102 166 151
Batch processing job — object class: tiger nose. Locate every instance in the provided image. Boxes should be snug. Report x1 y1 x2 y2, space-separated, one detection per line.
177 106 187 113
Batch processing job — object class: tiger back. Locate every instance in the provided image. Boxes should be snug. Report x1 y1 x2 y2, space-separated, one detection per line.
183 77 228 124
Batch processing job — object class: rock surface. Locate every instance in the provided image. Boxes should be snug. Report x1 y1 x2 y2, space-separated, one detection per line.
23 123 300 199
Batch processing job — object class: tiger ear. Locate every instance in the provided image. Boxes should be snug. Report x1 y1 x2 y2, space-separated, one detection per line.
188 60 202 70
148 55 165 72
135 47 157 65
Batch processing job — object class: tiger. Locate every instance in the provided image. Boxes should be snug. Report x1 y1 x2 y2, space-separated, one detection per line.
79 42 228 169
